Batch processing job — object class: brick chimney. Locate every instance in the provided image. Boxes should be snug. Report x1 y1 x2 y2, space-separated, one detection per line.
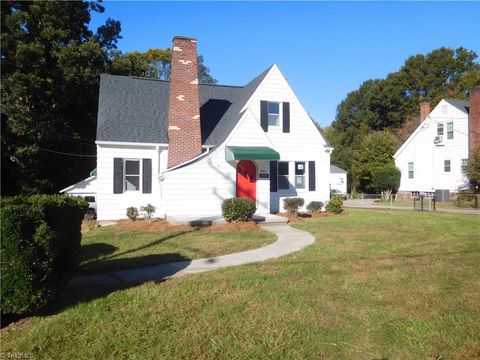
167 36 202 168
469 86 480 156
420 101 430 122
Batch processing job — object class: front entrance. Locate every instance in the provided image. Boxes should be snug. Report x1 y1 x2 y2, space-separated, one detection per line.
236 160 257 203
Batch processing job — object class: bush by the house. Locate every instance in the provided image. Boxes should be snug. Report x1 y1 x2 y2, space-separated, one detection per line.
140 204 156 219
1 195 87 316
306 201 324 213
222 198 256 222
126 206 139 221
326 194 344 214
283 197 305 216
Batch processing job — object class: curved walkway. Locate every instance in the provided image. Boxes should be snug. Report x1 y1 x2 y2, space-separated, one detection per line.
67 224 315 290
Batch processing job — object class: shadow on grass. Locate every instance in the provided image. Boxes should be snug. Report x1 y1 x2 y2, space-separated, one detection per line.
80 243 118 263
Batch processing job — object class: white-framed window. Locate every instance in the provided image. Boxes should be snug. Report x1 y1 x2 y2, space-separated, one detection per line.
447 122 454 140
268 102 280 127
461 159 468 173
278 161 289 190
444 160 451 173
437 123 444 136
124 159 141 191
294 162 306 189
408 162 414 179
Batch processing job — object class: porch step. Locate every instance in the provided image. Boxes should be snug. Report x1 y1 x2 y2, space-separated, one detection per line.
167 213 288 227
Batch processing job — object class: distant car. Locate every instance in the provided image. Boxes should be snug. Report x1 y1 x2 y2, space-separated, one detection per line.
330 189 347 200
83 195 97 219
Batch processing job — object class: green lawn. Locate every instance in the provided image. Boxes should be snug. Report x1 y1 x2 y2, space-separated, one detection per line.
2 209 479 359
79 224 276 275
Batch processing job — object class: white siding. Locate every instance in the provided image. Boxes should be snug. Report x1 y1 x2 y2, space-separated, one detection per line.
394 100 469 192
96 144 165 220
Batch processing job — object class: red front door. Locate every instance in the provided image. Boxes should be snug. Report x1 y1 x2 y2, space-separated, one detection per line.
236 160 257 203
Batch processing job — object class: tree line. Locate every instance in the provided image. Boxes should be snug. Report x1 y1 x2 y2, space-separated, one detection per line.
324 47 480 193
1 1 216 196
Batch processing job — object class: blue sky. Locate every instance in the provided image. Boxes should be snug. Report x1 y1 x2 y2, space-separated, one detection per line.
89 1 480 127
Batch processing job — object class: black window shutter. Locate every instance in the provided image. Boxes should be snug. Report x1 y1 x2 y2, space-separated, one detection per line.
309 161 316 191
142 159 152 194
113 158 123 194
270 161 278 192
283 102 290 133
260 100 268 132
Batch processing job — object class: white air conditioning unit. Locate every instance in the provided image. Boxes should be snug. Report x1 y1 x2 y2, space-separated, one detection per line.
433 135 444 145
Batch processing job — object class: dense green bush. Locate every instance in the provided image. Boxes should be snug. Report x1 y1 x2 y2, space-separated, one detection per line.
222 198 256 222
306 201 324 213
126 206 139 221
326 194 344 214
283 197 305 216
1 195 87 316
140 204 156 219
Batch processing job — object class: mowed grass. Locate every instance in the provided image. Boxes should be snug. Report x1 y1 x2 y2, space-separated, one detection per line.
79 225 276 275
2 209 479 359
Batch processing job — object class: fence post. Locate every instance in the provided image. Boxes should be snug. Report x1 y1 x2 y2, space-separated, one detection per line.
362 193 364 208
390 194 393 210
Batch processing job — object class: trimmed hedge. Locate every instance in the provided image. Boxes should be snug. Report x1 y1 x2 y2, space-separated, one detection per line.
326 194 344 214
222 198 256 222
306 201 324 213
1 195 87 316
283 197 305 216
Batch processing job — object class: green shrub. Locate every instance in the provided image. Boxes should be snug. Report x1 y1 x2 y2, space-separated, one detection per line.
306 201 324 213
222 198 256 222
140 204 156 219
1 195 87 316
326 194 344 214
126 206 139 221
283 197 305 216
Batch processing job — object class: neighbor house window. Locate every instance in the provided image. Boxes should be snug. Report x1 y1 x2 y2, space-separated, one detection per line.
124 159 141 191
408 162 414 179
461 159 468 173
437 123 444 136
295 162 306 189
278 161 289 190
268 102 280 126
444 160 451 173
447 122 454 139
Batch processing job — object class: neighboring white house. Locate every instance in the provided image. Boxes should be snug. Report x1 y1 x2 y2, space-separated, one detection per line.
90 36 332 221
329 165 347 195
394 99 470 193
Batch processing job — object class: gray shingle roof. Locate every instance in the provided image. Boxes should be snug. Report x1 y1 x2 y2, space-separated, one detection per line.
444 98 469 114
96 66 272 146
330 165 347 174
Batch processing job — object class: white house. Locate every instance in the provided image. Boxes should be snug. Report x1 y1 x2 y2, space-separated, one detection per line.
329 165 347 194
92 36 332 221
394 87 480 194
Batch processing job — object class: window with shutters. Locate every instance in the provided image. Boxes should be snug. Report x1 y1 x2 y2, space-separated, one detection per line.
447 122 454 139
268 102 281 127
124 159 141 191
278 162 289 190
295 162 305 189
444 160 451 172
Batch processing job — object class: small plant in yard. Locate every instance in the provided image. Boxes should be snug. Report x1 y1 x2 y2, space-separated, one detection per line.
140 204 156 219
222 198 256 222
283 197 305 216
326 194 343 214
126 207 139 221
306 201 324 213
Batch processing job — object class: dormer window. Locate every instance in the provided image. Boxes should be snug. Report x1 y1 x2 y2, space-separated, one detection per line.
268 102 280 127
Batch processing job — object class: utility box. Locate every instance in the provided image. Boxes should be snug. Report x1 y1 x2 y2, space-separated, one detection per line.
435 189 450 202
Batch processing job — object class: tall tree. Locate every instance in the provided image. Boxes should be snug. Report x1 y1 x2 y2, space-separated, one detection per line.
1 1 121 195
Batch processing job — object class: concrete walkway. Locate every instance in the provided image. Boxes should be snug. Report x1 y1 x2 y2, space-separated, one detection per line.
67 224 315 290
